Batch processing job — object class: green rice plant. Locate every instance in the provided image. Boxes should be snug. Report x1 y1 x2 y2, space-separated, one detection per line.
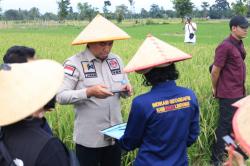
1 20 250 165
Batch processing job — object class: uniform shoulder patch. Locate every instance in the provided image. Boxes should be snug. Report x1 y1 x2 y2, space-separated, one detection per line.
64 65 76 76
81 61 97 78
106 58 121 75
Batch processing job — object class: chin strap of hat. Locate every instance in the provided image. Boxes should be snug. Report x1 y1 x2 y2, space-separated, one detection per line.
0 128 17 166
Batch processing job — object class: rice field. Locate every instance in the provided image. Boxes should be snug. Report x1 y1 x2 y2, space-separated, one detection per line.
1 19 250 165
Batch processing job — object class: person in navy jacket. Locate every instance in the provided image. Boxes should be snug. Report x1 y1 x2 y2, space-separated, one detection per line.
119 64 200 166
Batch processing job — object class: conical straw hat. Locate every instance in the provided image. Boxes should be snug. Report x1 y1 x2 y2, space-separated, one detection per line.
123 35 192 73
0 60 64 126
232 96 250 155
232 95 250 108
72 14 130 45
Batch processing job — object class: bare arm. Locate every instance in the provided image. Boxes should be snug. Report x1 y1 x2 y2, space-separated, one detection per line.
211 65 221 97
190 22 197 31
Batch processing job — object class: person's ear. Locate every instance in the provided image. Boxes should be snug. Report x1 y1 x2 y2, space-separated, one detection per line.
231 26 237 32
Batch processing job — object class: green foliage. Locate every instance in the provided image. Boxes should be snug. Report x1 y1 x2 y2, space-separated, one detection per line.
201 2 210 18
77 2 98 21
172 0 193 20
2 8 41 20
57 0 70 21
140 8 149 18
209 0 232 19
1 1 248 21
42 12 58 21
145 19 156 25
1 20 250 165
67 6 78 20
149 4 164 18
28 7 41 20
103 1 112 19
115 5 128 23
3 10 20 20
232 0 248 16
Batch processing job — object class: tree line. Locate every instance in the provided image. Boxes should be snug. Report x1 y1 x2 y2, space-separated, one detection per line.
0 0 250 22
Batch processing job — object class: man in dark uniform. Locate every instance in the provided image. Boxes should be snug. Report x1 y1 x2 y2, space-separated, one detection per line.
3 45 53 135
211 16 249 165
0 60 70 166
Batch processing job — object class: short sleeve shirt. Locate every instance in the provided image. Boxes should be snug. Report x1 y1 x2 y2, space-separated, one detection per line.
213 35 246 98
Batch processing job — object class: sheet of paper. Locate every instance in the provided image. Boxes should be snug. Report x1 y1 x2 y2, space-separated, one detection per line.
100 123 126 139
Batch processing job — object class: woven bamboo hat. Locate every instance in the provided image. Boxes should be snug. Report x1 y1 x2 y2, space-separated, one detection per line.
0 60 64 126
232 96 250 155
72 14 130 45
123 34 192 73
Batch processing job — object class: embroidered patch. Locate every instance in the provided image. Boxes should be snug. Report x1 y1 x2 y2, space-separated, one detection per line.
151 96 192 113
106 58 121 75
64 65 75 76
81 61 97 78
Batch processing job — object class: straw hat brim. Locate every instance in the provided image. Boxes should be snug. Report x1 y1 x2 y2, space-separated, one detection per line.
0 60 64 126
233 96 250 155
124 35 191 73
72 14 130 45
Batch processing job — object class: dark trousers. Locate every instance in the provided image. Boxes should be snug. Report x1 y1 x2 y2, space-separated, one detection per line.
211 97 242 166
76 143 121 166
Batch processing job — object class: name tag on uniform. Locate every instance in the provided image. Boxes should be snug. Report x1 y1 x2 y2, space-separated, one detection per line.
106 58 121 75
81 61 97 78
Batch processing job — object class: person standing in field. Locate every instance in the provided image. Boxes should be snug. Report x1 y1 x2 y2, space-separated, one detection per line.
184 17 197 44
210 15 249 166
0 60 71 166
118 35 200 166
56 14 132 166
2 45 53 135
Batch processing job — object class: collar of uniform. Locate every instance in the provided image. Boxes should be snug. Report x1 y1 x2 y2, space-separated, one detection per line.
151 80 176 91
85 48 97 62
229 34 242 44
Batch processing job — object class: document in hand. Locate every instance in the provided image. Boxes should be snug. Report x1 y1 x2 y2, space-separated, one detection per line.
100 123 127 139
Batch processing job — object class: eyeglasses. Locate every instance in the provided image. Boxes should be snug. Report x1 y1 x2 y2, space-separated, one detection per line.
98 41 113 47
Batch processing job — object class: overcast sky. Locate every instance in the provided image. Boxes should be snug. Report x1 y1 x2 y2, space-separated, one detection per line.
1 0 236 14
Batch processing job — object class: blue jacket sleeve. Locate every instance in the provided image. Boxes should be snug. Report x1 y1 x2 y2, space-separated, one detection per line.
187 95 200 147
118 99 147 151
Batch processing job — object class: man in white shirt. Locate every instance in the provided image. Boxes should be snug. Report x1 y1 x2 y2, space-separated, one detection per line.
184 17 197 44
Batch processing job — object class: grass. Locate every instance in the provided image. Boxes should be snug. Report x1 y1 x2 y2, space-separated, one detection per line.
1 19 250 165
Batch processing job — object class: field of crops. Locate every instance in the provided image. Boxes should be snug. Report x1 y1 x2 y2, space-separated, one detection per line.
1 19 250 165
